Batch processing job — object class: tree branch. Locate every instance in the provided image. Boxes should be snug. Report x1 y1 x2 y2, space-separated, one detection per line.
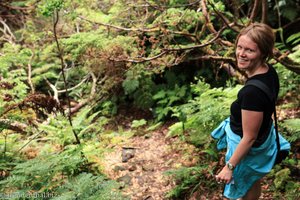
261 0 268 24
78 15 199 39
53 9 81 145
273 49 300 74
165 26 226 51
201 0 217 34
249 0 260 23
187 55 235 63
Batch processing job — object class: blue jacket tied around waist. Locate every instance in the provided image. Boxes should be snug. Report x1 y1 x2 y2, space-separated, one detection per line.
211 118 290 199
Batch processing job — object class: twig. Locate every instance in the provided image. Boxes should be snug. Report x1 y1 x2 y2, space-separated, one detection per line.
27 50 35 93
44 77 59 103
0 17 16 44
165 26 226 51
57 74 91 94
207 0 240 33
17 130 45 152
108 51 168 63
70 73 99 114
274 0 282 28
53 9 81 145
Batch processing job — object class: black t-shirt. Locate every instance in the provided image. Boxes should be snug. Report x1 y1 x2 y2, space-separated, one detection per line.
230 64 279 146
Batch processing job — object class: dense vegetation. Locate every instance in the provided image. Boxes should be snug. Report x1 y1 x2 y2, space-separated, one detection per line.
0 0 299 199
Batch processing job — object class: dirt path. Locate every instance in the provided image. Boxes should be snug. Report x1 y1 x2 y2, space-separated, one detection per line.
101 122 278 200
102 126 199 200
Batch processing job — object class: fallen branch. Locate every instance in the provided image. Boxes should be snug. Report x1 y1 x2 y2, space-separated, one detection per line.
70 72 99 114
57 74 91 94
44 77 59 103
0 119 27 134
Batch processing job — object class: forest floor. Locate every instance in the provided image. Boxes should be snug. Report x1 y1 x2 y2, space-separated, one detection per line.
98 107 293 200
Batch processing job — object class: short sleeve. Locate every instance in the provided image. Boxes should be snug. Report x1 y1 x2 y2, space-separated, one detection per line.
239 85 269 111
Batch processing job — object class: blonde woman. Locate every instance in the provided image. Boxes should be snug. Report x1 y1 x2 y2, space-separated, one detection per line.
212 23 290 199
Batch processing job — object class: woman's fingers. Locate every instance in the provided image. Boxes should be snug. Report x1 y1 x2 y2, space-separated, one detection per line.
215 175 233 184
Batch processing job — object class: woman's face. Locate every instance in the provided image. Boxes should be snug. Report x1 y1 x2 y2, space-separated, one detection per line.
236 35 263 72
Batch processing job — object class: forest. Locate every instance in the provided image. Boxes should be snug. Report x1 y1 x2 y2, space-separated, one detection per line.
0 0 299 199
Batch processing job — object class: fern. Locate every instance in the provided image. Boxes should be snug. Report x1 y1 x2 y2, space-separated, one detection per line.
0 152 126 199
122 70 140 95
168 79 240 146
0 146 85 193
153 84 190 121
281 118 300 142
53 173 126 200
165 164 219 199
286 32 300 46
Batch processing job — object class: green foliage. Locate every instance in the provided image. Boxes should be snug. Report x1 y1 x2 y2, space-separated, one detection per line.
0 44 31 77
281 118 300 142
276 0 299 21
270 166 300 199
275 64 300 98
0 147 125 200
0 146 84 193
153 8 204 32
131 119 147 128
168 79 240 146
38 0 65 16
153 84 190 121
165 164 218 199
39 107 107 145
274 168 291 190
53 173 125 200
1 0 299 199
0 74 29 109
286 32 300 46
38 114 75 146
99 100 118 116
122 67 156 109
122 71 140 95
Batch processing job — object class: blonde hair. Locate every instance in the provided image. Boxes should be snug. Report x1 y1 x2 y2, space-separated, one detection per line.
236 23 275 61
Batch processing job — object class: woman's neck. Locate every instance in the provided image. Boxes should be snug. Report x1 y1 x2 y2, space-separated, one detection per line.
247 63 269 78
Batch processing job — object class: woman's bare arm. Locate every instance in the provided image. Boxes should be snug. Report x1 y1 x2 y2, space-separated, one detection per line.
216 109 263 183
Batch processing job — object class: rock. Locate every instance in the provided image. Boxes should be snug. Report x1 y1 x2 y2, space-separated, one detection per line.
113 165 126 172
136 176 144 186
128 164 137 171
122 147 136 162
142 164 155 172
144 196 154 200
144 133 151 139
117 174 132 185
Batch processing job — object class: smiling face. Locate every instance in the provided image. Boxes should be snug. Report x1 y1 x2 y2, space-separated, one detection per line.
236 35 264 74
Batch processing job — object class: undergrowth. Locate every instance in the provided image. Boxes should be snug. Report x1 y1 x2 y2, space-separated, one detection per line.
164 69 300 199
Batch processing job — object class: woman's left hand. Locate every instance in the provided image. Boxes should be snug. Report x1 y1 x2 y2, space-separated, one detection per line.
215 165 233 184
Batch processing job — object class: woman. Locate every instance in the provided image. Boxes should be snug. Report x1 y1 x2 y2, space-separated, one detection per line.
211 23 290 199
